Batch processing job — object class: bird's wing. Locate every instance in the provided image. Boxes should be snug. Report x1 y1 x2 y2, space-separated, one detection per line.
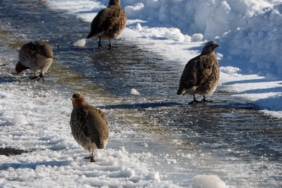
88 6 125 38
195 55 216 86
22 42 37 57
179 56 200 89
85 106 109 148
103 6 126 31
70 108 90 140
91 9 108 34
37 42 53 58
88 6 116 37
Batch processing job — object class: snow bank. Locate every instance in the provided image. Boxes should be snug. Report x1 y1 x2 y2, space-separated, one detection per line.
220 4 282 76
122 0 282 76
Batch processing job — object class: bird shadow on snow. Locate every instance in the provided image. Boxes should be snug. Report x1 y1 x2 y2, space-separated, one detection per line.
209 101 259 111
0 76 18 84
222 78 267 85
222 79 282 111
97 101 183 110
237 87 282 95
97 100 259 112
223 79 282 95
0 160 72 171
253 95 282 112
53 46 93 53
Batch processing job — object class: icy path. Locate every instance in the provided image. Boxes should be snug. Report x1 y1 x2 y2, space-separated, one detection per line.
0 0 281 187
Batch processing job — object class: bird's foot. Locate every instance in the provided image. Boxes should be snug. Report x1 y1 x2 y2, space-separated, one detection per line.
98 41 103 49
202 99 213 103
29 75 38 80
108 44 118 49
84 156 96 162
189 100 202 105
29 74 44 82
37 73 44 82
90 156 95 162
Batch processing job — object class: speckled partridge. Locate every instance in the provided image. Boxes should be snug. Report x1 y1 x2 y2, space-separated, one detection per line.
86 0 127 49
70 93 109 162
15 41 53 81
177 41 219 104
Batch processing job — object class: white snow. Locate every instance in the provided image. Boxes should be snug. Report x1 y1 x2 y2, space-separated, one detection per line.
192 175 227 188
130 88 140 95
0 74 178 187
73 38 87 47
1 0 282 187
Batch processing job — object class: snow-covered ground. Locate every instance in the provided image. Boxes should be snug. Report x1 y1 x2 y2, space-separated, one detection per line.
0 0 282 187
0 48 181 187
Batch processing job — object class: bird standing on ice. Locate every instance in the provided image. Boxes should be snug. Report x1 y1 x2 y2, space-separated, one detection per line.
70 93 109 162
86 0 127 49
15 41 53 81
177 41 219 104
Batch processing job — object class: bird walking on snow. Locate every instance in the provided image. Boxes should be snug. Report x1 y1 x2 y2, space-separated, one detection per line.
70 93 109 162
177 41 219 104
15 41 53 81
86 0 127 49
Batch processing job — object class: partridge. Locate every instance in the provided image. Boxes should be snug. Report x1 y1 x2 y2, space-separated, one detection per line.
86 0 127 49
15 41 53 81
177 41 219 104
70 93 109 162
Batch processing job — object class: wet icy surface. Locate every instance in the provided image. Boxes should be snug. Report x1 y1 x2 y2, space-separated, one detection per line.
0 0 281 187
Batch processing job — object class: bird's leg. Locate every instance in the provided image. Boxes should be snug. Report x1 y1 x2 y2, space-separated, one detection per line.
29 76 38 79
90 154 95 162
108 40 119 49
85 149 96 162
202 95 213 103
189 94 201 105
98 37 103 48
108 40 112 49
29 71 44 82
36 73 44 82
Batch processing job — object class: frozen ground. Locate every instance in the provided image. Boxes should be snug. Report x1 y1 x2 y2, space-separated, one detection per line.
0 0 281 187
46 0 282 117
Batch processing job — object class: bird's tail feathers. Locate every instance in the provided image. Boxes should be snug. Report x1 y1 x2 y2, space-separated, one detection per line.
15 62 30 73
86 33 94 39
97 142 104 149
177 88 186 95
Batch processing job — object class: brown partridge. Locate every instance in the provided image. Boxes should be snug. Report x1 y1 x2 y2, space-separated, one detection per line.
70 93 109 162
86 0 127 49
15 41 53 81
177 41 220 104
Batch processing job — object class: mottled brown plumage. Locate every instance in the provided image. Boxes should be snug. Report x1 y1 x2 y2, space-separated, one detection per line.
177 41 219 104
86 0 127 49
16 41 53 81
70 93 109 162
